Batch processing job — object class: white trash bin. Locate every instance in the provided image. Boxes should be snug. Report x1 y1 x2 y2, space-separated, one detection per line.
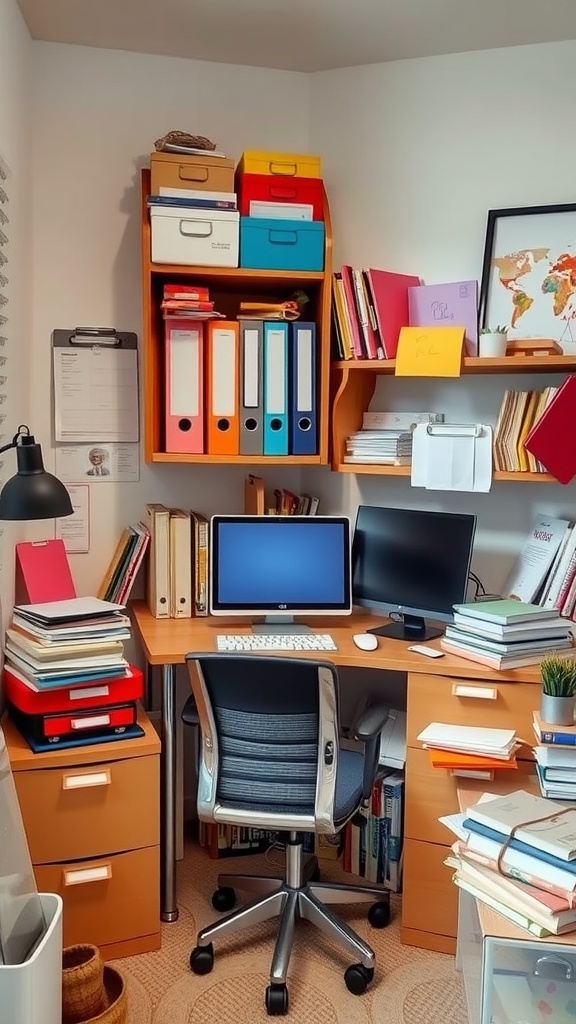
0 893 63 1024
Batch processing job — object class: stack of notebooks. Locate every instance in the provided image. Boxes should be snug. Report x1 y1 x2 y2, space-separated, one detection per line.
3 597 144 752
440 599 575 670
533 712 576 799
443 790 576 937
344 429 413 466
417 722 520 778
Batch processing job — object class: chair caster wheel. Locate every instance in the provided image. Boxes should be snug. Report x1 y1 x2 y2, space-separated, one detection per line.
265 983 289 1015
344 963 374 995
190 943 214 975
212 885 236 912
368 899 391 928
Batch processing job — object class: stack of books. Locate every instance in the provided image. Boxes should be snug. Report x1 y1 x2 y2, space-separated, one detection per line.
97 521 150 604
3 597 144 752
533 712 576 799
440 599 574 670
443 790 576 937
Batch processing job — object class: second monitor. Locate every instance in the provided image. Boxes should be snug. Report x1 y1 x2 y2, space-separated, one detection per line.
352 505 476 641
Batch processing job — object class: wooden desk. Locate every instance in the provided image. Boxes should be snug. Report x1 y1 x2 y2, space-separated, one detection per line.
130 600 542 935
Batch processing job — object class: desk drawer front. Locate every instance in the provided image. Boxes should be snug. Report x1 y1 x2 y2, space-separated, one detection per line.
402 838 458 939
15 753 159 863
34 846 160 949
406 673 537 747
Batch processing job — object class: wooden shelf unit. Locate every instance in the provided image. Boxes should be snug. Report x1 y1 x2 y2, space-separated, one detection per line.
141 169 333 465
331 354 576 477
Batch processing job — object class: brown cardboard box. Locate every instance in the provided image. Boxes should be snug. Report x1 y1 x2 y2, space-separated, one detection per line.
150 152 235 195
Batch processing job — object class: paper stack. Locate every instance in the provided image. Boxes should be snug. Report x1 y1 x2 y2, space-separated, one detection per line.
3 597 144 752
417 722 519 779
442 790 576 937
440 599 574 670
344 429 413 466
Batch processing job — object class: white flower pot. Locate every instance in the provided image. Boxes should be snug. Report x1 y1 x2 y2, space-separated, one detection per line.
541 692 575 726
479 332 508 357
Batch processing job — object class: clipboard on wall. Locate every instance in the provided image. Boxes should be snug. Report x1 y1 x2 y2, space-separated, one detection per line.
52 327 139 442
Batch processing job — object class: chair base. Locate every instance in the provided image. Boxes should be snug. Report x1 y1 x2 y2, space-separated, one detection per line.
190 836 390 1013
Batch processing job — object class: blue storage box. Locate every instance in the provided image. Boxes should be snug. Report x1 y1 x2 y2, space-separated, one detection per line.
240 217 325 271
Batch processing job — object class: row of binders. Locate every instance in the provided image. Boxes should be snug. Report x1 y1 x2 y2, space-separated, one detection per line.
145 503 208 619
165 316 318 456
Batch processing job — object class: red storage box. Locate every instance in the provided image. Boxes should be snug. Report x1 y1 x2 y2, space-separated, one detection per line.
3 663 144 715
13 702 138 740
237 173 325 220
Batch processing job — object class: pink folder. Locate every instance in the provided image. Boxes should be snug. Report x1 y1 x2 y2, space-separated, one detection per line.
365 269 421 359
15 539 77 604
164 318 204 453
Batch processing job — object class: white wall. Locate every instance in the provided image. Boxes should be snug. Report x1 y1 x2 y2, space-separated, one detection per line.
0 0 33 616
30 43 311 598
309 41 576 595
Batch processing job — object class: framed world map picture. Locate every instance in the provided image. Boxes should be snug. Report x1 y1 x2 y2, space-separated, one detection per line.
479 203 576 352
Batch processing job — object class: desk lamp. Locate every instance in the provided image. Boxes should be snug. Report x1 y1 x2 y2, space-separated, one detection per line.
0 425 73 520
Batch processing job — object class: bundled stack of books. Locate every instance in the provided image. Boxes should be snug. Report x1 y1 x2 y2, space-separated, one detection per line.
533 712 576 799
3 597 144 752
443 789 576 937
344 410 444 467
440 599 574 670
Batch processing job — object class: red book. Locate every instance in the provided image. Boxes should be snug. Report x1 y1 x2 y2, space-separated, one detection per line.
524 375 576 484
365 268 421 359
163 284 210 301
161 300 214 312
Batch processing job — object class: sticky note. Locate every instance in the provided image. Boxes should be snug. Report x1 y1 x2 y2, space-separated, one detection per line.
395 326 465 377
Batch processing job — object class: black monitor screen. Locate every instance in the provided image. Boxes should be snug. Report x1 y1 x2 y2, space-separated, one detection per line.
352 505 476 641
210 515 352 620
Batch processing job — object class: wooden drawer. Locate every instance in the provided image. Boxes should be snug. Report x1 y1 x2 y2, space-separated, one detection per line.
401 837 458 940
406 673 538 747
404 745 533 845
14 753 159 863
34 845 160 948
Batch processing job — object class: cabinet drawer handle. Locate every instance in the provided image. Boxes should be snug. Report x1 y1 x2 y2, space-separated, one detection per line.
62 769 111 790
64 862 112 886
452 683 497 700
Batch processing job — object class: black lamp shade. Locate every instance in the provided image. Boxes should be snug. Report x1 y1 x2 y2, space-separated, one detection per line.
0 436 74 520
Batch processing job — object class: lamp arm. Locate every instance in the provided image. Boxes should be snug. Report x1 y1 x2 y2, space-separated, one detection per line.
0 425 32 456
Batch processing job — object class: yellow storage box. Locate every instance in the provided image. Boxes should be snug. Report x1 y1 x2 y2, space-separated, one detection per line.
237 150 321 179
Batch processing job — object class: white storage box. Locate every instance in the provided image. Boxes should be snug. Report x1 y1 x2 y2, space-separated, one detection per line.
150 205 240 267
0 893 63 1024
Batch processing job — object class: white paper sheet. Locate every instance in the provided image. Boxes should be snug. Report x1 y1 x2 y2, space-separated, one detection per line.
56 484 90 553
53 344 139 442
55 443 139 482
411 423 493 492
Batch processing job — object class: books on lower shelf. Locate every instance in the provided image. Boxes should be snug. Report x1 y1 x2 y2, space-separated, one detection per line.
440 598 574 670
341 770 404 891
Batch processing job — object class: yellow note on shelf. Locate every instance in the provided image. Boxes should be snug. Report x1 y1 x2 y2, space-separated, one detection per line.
395 326 465 377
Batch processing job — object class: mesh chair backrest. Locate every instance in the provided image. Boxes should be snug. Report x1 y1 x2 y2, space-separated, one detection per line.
188 655 337 817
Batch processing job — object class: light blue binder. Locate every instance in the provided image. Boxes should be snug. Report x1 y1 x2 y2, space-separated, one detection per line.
263 321 289 456
290 321 317 455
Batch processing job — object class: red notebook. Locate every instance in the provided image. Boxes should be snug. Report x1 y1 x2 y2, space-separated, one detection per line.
364 268 421 359
15 539 76 604
523 375 576 484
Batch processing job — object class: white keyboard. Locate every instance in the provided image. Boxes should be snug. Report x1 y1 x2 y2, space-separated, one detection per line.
215 633 338 652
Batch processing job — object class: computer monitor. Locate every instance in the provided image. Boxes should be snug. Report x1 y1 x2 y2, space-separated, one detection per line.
351 505 476 641
210 514 352 632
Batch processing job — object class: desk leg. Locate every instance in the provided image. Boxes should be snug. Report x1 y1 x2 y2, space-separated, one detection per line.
161 663 179 922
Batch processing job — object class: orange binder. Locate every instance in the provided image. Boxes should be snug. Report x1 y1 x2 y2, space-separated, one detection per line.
206 321 240 455
523 374 576 484
164 318 204 453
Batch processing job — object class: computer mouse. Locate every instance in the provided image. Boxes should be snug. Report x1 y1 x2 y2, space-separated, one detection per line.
353 633 379 651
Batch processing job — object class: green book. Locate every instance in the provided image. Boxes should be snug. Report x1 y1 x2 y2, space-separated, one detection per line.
452 599 558 625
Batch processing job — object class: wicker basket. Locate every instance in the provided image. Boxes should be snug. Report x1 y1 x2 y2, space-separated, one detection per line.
62 944 106 1024
81 966 127 1024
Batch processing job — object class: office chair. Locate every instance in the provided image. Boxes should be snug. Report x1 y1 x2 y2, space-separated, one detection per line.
182 653 392 1016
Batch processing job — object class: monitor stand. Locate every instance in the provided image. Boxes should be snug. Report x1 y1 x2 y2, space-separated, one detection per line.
252 616 313 635
367 613 443 642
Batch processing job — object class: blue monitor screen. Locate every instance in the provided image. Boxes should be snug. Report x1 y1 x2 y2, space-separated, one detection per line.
210 515 352 615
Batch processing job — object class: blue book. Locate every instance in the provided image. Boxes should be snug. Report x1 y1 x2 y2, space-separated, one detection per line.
462 817 576 876
147 195 237 211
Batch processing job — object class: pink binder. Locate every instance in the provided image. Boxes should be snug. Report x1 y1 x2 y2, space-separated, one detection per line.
15 539 77 604
164 318 204 453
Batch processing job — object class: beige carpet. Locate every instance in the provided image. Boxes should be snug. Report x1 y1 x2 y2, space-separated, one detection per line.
112 838 468 1023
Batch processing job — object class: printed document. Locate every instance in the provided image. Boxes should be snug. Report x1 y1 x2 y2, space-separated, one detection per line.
411 423 492 492
53 345 139 442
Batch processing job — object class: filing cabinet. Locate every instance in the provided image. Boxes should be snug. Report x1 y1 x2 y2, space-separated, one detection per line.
3 704 161 960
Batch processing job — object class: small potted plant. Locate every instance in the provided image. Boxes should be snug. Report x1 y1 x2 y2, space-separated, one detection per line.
540 654 576 725
479 325 509 357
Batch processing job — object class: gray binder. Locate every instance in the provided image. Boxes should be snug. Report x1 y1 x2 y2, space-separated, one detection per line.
239 319 264 456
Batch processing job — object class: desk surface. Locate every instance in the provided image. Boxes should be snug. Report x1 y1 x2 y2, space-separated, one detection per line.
130 601 541 683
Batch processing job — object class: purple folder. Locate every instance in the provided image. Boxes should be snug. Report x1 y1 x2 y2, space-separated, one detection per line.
408 280 479 356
